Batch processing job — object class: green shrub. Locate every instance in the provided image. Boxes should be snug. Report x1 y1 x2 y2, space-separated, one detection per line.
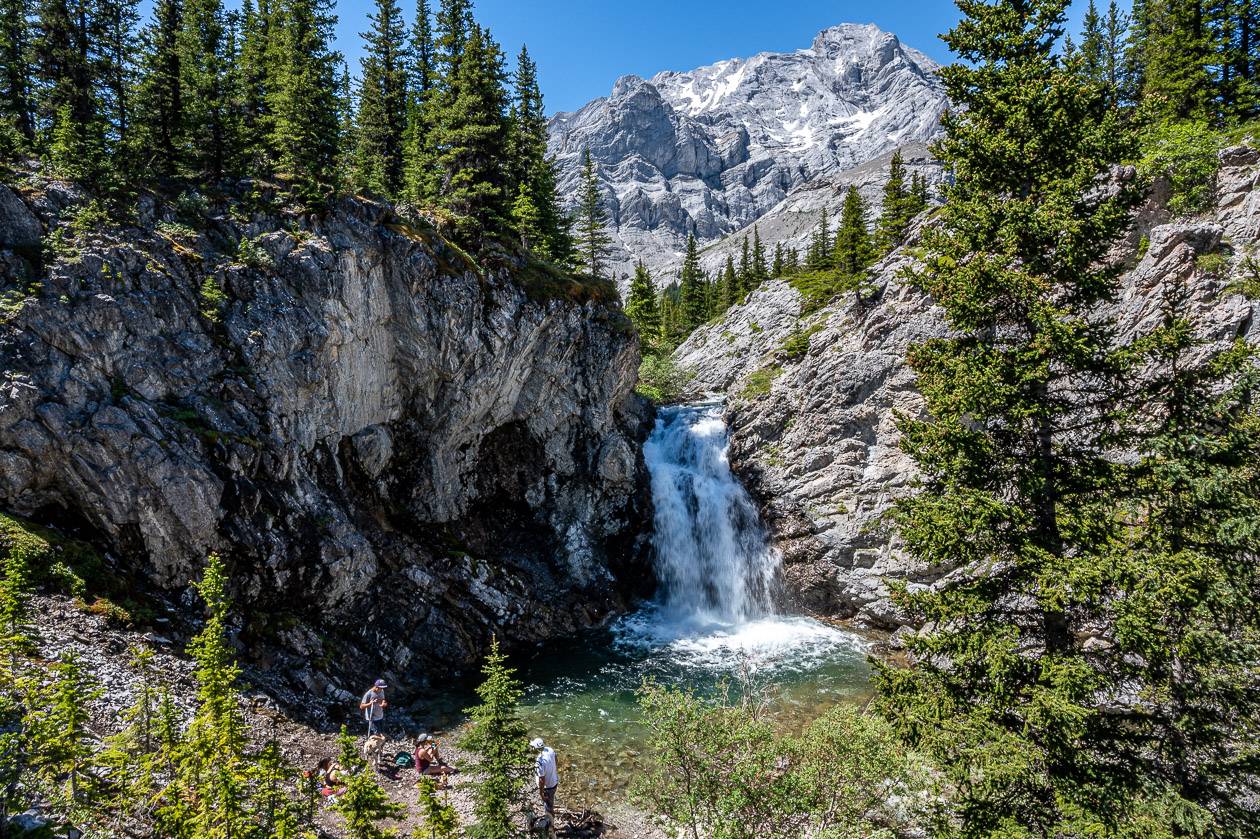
199 276 227 322
1138 121 1221 216
786 269 864 314
637 354 695 404
1195 251 1230 277
781 322 825 359
740 365 782 399
234 235 274 270
1137 235 1150 259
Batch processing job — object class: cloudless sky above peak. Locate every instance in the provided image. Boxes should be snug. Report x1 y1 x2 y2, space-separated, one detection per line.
321 0 1126 114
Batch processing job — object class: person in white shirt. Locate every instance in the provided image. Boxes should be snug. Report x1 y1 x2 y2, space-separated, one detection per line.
531 737 559 815
359 679 388 736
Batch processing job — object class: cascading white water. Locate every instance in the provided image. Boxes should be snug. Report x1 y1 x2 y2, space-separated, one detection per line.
642 399 781 628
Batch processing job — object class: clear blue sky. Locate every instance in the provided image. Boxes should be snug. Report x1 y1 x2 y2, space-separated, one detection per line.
315 0 1118 115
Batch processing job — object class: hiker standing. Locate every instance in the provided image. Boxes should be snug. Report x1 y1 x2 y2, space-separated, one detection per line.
531 737 559 816
360 679 388 736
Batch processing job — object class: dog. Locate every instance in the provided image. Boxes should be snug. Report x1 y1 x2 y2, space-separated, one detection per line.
361 733 387 767
527 814 553 837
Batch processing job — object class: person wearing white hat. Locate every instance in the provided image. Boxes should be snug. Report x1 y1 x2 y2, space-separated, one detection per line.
531 737 559 815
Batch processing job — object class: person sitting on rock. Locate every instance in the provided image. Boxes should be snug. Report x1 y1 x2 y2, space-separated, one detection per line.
315 757 345 800
413 733 457 788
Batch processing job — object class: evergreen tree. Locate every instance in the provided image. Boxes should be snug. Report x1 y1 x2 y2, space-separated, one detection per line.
414 776 459 839
875 149 913 253
234 0 274 171
805 208 830 270
132 0 184 178
575 148 612 277
33 0 106 184
1140 0 1215 121
0 0 35 147
508 44 572 262
722 254 739 307
331 725 405 839
751 226 768 287
462 636 529 839
625 260 661 341
401 0 434 203
1100 0 1129 104
175 553 252 838
1080 0 1106 83
785 246 799 274
870 0 1196 833
30 653 103 823
97 647 161 825
250 737 302 836
268 0 341 200
771 242 784 278
353 0 408 197
433 22 510 242
678 233 706 330
736 235 751 296
178 0 235 179
832 185 874 298
0 541 34 836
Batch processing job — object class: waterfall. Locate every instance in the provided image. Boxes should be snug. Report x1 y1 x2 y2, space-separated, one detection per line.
643 399 780 628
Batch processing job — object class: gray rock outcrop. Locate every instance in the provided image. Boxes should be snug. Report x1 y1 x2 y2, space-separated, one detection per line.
548 24 948 283
0 175 653 698
675 146 1260 632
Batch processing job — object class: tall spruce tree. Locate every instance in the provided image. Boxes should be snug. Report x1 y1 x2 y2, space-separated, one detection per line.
133 0 184 178
751 226 768 287
1139 0 1215 121
870 0 1182 834
575 147 611 277
353 0 408 196
433 22 510 242
805 208 831 270
736 235 752 296
33 0 106 184
463 637 529 839
832 185 874 298
332 725 405 839
401 0 434 203
178 0 235 179
234 0 273 171
722 253 739 307
626 260 661 342
0 0 34 147
678 233 706 330
875 149 914 253
268 0 341 200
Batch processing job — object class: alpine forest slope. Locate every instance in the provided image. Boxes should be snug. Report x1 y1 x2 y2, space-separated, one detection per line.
0 0 654 699
547 23 949 283
671 0 1260 834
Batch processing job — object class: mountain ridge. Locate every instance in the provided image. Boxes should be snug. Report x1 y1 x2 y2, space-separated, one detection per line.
547 23 949 282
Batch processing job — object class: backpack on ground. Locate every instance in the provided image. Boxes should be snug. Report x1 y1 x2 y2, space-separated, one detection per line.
393 750 414 768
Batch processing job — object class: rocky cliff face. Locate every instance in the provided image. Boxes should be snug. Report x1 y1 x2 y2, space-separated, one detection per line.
675 145 1260 632
0 173 653 701
548 24 948 282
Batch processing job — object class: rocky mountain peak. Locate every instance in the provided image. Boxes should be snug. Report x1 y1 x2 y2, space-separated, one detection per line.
548 23 949 284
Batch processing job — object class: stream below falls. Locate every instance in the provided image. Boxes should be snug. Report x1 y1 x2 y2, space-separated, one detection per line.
432 401 873 805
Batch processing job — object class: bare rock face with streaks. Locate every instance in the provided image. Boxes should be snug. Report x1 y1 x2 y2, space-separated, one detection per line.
548 24 949 283
0 174 653 699
675 146 1260 632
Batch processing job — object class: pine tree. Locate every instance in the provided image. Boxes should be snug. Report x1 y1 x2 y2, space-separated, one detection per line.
508 45 572 262
176 553 252 839
771 242 784 278
331 725 405 839
353 0 408 197
463 637 529 839
626 261 661 342
33 0 106 184
785 246 800 274
832 185 874 299
1140 0 1215 122
736 235 751 296
1080 0 1106 83
751 226 768 288
401 0 434 203
250 737 302 836
414 776 459 839
805 208 830 270
97 647 161 825
721 254 739 307
30 653 103 823
678 233 706 331
268 0 341 201
875 149 912 253
133 0 184 178
234 0 274 171
575 148 612 278
0 541 34 836
1100 0 1129 104
178 0 235 179
433 23 510 242
92 0 140 163
0 0 35 147
871 0 1179 833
